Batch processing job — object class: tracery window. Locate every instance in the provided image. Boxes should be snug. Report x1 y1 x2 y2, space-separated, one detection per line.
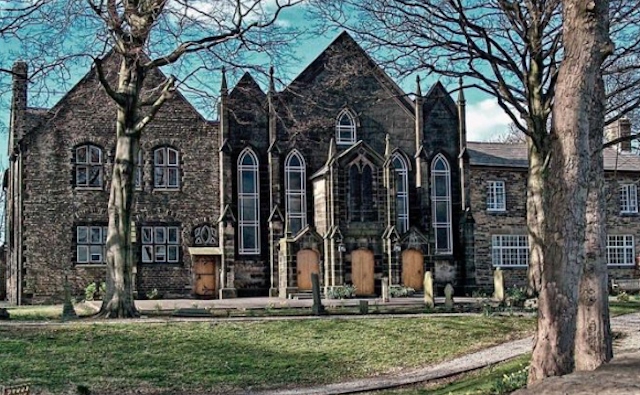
393 154 409 233
238 148 260 254
336 109 357 145
349 162 376 222
431 154 452 254
285 150 307 235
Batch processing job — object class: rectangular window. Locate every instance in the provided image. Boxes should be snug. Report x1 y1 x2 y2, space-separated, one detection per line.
487 181 506 211
76 225 107 264
141 225 181 263
607 235 635 266
492 235 529 267
619 184 638 214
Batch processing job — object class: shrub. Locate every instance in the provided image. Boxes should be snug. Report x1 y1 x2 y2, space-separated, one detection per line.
146 288 162 300
617 291 630 302
505 286 527 307
490 365 529 394
327 285 357 299
85 281 106 301
389 285 416 298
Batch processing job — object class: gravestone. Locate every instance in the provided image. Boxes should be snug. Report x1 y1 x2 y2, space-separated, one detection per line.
381 277 389 303
0 308 9 320
61 275 77 321
311 273 326 315
493 268 505 303
444 283 454 310
424 271 434 309
359 300 369 314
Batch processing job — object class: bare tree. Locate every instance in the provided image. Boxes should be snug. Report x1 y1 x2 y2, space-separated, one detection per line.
0 0 303 318
311 0 625 382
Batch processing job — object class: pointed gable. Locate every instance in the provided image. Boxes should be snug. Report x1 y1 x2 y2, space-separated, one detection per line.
422 81 457 119
287 31 414 116
230 72 266 101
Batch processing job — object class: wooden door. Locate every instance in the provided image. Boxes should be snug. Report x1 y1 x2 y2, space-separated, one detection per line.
194 256 216 297
402 249 424 290
297 249 320 291
352 249 375 296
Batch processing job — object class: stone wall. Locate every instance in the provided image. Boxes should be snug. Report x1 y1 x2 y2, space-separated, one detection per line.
15 59 219 303
470 165 640 290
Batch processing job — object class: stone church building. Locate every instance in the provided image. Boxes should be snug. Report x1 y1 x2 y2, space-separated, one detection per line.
4 33 640 304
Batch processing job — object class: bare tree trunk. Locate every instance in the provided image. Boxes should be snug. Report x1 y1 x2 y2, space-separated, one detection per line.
529 0 612 384
98 59 143 318
526 138 547 296
100 133 139 318
575 73 613 370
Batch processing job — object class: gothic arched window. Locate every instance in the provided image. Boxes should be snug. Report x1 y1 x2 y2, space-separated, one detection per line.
238 148 260 254
393 154 409 233
431 154 452 254
336 109 357 145
285 150 307 235
153 147 180 189
349 162 376 222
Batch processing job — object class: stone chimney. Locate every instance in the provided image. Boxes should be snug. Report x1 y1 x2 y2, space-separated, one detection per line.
605 118 632 152
10 61 28 156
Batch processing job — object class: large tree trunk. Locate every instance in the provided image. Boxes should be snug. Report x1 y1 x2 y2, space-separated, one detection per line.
98 59 143 318
528 0 612 384
526 137 547 296
575 73 613 370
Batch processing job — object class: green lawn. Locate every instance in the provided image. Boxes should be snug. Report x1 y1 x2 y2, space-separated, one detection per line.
4 304 96 321
0 316 534 394
609 299 640 316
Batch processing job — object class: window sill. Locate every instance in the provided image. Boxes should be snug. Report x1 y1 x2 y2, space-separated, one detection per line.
619 212 639 216
75 187 104 191
492 265 528 269
153 188 181 192
74 264 107 268
139 262 183 266
606 264 636 268
487 209 507 213
336 141 356 146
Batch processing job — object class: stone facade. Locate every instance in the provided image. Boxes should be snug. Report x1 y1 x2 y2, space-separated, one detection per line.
4 33 640 304
469 142 640 290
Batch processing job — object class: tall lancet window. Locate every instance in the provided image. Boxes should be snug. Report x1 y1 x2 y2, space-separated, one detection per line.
349 162 376 222
285 150 307 235
431 154 452 254
238 148 260 254
336 109 357 145
393 154 409 234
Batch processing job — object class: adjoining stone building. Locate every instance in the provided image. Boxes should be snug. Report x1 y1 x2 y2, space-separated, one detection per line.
4 32 640 304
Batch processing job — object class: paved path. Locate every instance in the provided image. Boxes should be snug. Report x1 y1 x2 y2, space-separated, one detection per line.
253 312 640 395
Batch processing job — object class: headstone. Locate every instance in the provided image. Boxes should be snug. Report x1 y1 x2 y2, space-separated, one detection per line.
359 300 369 314
423 271 434 309
381 277 389 303
62 275 77 321
0 308 9 320
311 273 326 315
444 283 454 310
493 268 505 303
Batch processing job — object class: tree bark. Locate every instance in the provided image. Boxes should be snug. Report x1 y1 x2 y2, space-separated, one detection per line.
575 72 613 371
526 137 547 296
98 58 143 318
528 0 612 384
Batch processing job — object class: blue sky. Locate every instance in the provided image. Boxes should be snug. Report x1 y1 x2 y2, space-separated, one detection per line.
0 3 511 167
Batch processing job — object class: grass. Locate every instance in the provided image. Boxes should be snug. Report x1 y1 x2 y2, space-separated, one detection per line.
609 299 640 316
0 316 534 394
4 304 96 321
372 354 531 395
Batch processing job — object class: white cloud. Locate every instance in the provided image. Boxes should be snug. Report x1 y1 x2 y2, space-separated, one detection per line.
465 98 514 141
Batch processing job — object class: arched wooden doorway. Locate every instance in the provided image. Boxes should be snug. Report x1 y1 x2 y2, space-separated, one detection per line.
402 249 424 291
351 249 375 296
297 249 320 291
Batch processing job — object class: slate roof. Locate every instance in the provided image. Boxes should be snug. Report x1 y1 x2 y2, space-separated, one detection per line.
468 142 640 172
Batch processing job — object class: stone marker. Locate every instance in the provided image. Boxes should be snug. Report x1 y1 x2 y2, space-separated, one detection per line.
424 271 434 308
493 268 505 303
311 273 326 315
359 300 369 314
62 275 78 321
0 308 9 320
444 283 454 310
381 277 390 303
